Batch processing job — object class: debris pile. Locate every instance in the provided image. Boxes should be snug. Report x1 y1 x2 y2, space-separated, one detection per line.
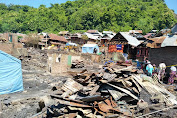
22 48 48 70
33 62 177 118
71 59 84 68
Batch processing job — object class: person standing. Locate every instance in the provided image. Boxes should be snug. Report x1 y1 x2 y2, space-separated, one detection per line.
146 61 154 76
136 59 141 70
168 66 177 85
58 45 61 51
93 48 97 54
102 48 105 56
158 63 166 81
57 54 61 62
152 64 158 74
143 57 149 73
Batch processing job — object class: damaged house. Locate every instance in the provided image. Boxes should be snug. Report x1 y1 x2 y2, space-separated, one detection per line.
147 36 166 49
100 31 116 46
144 30 158 38
155 28 171 37
149 35 177 68
58 31 70 37
148 23 177 67
38 33 68 49
69 33 86 45
0 33 23 54
129 30 146 43
84 30 103 44
48 34 68 47
108 32 141 60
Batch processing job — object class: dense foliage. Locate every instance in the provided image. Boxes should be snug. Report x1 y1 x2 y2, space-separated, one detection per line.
0 0 176 34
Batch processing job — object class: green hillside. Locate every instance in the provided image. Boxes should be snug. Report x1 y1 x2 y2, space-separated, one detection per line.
0 0 176 34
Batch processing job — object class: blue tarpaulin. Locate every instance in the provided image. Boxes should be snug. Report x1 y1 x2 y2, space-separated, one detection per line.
66 42 77 46
116 44 122 50
0 50 23 94
104 60 114 65
82 44 99 54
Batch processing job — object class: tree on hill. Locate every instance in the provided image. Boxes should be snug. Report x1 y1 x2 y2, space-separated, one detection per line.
25 33 40 48
0 0 176 34
81 35 89 40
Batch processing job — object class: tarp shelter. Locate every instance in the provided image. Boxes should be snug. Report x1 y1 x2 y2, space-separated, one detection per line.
0 50 23 94
82 44 99 53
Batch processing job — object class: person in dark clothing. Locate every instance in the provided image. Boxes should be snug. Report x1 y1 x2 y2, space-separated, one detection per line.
143 57 149 74
93 48 97 53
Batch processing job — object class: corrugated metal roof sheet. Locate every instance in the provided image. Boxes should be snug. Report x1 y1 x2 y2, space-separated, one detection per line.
149 36 166 44
82 44 98 47
38 42 45 45
102 31 115 39
172 23 177 34
58 31 69 35
161 35 177 47
107 34 115 39
87 30 98 33
84 32 100 40
144 33 155 38
49 34 68 43
120 32 140 47
50 42 62 45
147 36 166 48
70 33 82 38
103 31 113 34
129 30 143 34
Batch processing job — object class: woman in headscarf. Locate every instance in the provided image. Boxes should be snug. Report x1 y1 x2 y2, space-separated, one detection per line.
168 66 177 85
158 63 166 81
146 61 154 76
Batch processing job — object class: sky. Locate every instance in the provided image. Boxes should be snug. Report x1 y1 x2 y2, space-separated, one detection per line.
0 0 74 8
0 0 176 14
165 0 177 14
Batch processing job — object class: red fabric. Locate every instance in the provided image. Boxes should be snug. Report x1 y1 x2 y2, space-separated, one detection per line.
108 45 124 53
108 45 117 52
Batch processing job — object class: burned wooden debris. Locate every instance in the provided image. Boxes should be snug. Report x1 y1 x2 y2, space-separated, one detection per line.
71 59 84 68
37 63 177 118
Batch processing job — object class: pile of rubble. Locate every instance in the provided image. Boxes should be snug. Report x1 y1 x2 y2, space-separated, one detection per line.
71 59 84 68
22 48 48 70
34 62 177 118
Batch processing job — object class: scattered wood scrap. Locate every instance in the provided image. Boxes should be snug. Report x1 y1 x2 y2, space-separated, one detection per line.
71 59 84 68
35 64 177 117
